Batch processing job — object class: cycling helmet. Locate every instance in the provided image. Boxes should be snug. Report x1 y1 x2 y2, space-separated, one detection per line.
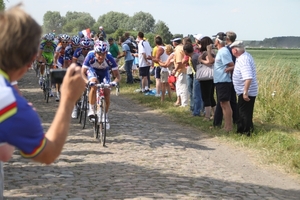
44 33 54 41
61 34 70 41
94 40 108 53
71 35 81 46
80 38 92 48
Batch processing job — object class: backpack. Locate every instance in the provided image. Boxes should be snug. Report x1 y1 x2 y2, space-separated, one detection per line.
125 40 138 53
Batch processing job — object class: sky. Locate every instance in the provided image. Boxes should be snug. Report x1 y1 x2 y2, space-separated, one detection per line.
5 0 300 41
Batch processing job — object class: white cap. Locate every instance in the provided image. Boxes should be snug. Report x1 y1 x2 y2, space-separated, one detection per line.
99 26 103 29
193 34 203 41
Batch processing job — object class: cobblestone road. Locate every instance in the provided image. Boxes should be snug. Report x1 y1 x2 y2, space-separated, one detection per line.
3 70 300 199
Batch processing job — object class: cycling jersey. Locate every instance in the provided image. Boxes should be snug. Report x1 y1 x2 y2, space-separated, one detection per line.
0 69 46 158
64 45 77 61
83 51 118 83
56 43 69 68
73 48 88 67
40 40 57 64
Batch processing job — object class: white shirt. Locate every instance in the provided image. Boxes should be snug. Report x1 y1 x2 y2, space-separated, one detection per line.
232 51 258 96
138 40 152 67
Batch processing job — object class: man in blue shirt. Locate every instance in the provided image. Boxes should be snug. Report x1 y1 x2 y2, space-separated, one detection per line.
212 32 235 132
118 36 134 84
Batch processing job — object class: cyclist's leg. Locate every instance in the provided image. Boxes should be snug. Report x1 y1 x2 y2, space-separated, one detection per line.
87 69 98 117
45 56 54 97
55 56 64 101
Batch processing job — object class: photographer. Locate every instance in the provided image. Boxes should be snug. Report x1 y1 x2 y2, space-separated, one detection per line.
0 4 85 164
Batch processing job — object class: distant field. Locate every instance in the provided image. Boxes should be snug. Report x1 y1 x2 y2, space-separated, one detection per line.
247 49 300 70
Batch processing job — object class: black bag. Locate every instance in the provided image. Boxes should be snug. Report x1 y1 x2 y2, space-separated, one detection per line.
126 41 138 53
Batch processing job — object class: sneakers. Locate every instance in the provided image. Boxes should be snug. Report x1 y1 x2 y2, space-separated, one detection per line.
88 109 95 118
49 89 54 97
55 93 60 102
102 115 110 130
38 77 43 87
71 106 77 119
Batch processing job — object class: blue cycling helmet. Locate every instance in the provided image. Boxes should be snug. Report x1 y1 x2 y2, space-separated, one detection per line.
94 40 108 53
80 38 92 48
71 35 81 46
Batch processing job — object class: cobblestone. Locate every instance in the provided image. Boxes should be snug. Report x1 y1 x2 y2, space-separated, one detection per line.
3 70 300 199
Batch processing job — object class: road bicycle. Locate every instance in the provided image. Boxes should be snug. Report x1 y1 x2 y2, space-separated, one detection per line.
78 85 90 129
39 63 52 103
93 82 117 146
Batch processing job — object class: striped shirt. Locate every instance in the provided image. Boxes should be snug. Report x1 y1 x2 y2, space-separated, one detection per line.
232 51 258 96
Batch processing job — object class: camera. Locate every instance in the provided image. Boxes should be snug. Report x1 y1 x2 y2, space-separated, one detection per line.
50 69 67 84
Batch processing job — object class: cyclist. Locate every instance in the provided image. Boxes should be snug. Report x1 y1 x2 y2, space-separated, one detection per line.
53 34 70 101
82 41 121 129
73 37 92 67
64 35 81 68
71 37 93 118
36 33 57 97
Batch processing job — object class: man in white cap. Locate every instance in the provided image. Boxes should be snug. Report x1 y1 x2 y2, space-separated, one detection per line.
98 26 107 40
231 41 258 136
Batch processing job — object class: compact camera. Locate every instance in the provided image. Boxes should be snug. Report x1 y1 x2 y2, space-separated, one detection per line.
50 69 67 84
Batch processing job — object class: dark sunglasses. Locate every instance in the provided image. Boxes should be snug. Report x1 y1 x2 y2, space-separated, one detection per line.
82 48 90 50
62 41 68 44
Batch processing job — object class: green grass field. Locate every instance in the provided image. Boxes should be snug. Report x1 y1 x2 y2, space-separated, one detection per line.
118 48 300 175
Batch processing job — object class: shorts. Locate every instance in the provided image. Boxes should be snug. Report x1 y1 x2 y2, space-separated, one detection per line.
160 71 169 83
56 56 64 68
42 53 54 65
155 66 161 79
87 68 110 84
215 82 232 102
139 66 150 77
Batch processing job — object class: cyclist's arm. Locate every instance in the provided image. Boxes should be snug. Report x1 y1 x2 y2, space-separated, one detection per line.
72 57 78 64
81 67 89 84
111 68 121 83
36 49 43 62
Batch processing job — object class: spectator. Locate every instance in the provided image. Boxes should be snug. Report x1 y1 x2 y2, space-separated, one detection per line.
231 41 258 136
98 26 107 40
118 36 134 84
108 37 120 62
171 38 188 107
152 36 168 97
0 2 85 168
198 36 217 120
213 31 238 127
137 32 152 93
193 33 202 53
212 32 235 131
183 42 204 116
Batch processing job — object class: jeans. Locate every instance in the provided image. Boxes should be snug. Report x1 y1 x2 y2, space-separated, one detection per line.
186 74 194 111
192 77 203 116
124 60 134 84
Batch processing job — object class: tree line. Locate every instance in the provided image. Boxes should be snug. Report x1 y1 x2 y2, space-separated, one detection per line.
42 10 181 46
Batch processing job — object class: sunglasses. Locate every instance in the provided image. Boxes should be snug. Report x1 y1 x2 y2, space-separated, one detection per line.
82 48 90 50
62 41 68 44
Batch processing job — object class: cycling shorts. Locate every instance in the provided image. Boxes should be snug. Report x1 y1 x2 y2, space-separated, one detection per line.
42 53 54 65
87 68 110 84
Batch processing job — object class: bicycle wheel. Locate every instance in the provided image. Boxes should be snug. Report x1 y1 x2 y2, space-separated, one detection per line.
82 95 88 129
94 114 99 139
42 78 47 100
99 99 107 146
45 76 50 103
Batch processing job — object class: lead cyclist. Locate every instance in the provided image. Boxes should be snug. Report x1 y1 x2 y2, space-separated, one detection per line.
81 41 121 129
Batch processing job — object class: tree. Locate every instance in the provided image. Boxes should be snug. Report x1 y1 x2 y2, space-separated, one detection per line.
153 20 173 44
43 11 64 34
63 11 95 34
129 12 155 33
95 11 130 34
0 0 5 10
